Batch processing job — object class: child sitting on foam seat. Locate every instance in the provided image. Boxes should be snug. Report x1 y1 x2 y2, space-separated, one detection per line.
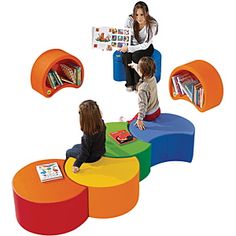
126 56 161 130
66 100 106 173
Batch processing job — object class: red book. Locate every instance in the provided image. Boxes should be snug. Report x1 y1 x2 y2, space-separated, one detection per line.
109 130 136 145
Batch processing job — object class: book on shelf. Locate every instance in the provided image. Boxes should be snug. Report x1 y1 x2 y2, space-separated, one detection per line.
60 64 77 83
181 78 199 102
172 76 183 96
192 82 201 106
92 26 131 51
68 63 82 86
109 130 136 145
36 162 63 182
60 76 75 84
47 72 57 89
47 71 63 89
53 70 63 86
171 72 204 108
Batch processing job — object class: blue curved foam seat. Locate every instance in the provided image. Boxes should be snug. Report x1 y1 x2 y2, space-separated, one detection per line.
129 113 195 166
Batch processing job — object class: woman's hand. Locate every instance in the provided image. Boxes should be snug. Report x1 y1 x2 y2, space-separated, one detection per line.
135 119 145 130
72 166 80 173
120 45 128 53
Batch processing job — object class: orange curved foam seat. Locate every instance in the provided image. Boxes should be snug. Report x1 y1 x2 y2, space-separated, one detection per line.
65 156 139 218
31 49 84 97
12 159 88 235
169 60 223 112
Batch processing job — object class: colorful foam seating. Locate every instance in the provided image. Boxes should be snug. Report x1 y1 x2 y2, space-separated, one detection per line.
113 49 162 82
12 115 195 234
12 159 88 235
65 156 139 218
105 122 151 180
129 113 195 166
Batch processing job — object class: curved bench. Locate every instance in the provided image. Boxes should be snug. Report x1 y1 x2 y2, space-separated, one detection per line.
12 159 88 235
105 122 151 180
129 113 195 166
12 115 195 234
65 156 139 218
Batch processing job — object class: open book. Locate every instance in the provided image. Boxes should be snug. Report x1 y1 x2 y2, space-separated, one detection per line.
109 130 136 145
92 26 131 51
36 162 63 182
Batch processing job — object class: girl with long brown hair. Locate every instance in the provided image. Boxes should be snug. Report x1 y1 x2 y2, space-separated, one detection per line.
66 100 106 173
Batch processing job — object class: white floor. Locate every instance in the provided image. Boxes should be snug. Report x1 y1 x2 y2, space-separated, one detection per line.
0 0 235 235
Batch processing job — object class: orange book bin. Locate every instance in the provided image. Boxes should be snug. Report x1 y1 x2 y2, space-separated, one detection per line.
31 49 84 97
169 60 223 112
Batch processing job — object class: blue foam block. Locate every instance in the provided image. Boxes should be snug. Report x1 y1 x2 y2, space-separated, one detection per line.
113 51 126 82
113 49 162 83
152 49 161 82
129 113 195 166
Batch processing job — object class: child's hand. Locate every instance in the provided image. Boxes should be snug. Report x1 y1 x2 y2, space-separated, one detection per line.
135 119 145 130
128 62 136 69
128 62 140 75
72 166 80 173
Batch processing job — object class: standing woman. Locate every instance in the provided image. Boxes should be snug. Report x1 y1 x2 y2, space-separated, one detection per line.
120 1 158 91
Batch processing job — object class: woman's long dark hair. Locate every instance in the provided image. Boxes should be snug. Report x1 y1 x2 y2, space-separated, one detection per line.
132 1 158 43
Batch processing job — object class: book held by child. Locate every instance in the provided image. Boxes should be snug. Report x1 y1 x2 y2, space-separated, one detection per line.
36 162 63 182
92 26 131 51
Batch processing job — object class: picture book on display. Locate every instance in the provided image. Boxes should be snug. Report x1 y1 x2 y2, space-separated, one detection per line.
92 26 131 51
109 130 136 145
36 162 63 182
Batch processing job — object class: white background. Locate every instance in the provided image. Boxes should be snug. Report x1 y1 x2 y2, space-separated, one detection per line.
0 0 235 235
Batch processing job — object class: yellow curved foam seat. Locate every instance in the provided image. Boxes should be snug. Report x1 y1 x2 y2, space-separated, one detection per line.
65 156 139 218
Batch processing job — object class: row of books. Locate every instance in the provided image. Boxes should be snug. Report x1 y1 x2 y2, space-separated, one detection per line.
171 72 204 108
47 63 81 89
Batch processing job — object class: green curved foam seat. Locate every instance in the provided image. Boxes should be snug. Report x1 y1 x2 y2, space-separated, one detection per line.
105 122 151 181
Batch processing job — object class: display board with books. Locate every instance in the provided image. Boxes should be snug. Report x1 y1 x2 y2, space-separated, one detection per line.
109 130 136 145
171 72 204 109
36 162 63 182
92 26 131 51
